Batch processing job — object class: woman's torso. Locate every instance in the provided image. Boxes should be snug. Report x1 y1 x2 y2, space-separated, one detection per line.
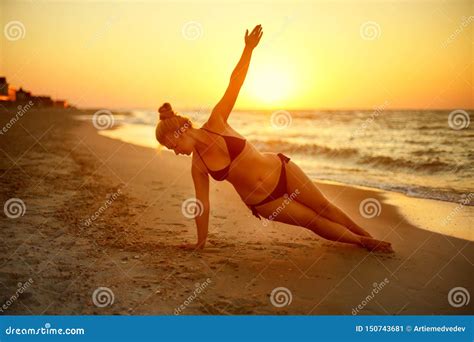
193 121 282 205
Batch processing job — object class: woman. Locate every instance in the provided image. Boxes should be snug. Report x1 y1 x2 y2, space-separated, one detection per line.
156 24 393 253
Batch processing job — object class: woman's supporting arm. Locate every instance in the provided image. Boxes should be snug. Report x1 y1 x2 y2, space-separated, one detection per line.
209 25 263 124
191 162 210 249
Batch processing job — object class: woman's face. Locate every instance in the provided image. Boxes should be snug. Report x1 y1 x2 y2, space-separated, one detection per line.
164 131 194 155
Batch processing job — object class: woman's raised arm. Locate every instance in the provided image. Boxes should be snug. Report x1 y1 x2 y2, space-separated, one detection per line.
209 24 263 124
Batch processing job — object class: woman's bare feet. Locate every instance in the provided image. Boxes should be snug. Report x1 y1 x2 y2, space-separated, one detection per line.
359 236 394 253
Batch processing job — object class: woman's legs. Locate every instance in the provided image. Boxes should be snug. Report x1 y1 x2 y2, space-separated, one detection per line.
256 198 363 246
255 197 393 252
284 160 373 238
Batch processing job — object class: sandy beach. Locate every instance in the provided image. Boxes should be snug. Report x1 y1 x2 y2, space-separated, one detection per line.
0 108 472 315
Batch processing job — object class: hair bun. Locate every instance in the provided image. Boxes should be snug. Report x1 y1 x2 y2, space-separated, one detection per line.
159 102 176 120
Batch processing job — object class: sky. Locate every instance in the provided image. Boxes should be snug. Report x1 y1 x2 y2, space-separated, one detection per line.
0 0 472 111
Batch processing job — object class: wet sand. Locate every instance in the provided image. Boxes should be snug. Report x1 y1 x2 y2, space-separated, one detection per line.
0 108 472 315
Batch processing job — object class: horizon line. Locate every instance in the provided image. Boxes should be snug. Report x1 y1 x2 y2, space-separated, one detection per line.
76 106 474 113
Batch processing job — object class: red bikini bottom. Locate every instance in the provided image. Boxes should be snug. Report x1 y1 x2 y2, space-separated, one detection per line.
246 152 291 220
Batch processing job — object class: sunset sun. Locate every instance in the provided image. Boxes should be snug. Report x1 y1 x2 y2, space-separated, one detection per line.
246 65 294 106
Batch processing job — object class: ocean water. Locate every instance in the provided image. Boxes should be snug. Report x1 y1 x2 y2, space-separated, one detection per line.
96 108 473 205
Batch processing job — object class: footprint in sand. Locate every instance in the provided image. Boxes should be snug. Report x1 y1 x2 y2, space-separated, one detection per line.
162 222 187 228
215 259 239 269
273 242 306 248
203 298 265 315
200 248 220 254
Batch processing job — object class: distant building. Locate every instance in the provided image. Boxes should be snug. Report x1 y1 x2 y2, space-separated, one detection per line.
8 87 16 101
0 77 8 96
54 100 68 108
16 87 32 102
32 96 54 107
0 77 17 102
0 76 70 108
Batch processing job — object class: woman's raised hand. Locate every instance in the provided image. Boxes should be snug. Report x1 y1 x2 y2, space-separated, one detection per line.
245 24 263 49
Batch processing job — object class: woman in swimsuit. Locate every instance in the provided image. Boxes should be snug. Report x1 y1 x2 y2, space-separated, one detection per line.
155 24 393 253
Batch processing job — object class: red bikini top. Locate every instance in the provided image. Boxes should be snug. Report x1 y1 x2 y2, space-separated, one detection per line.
195 127 246 181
